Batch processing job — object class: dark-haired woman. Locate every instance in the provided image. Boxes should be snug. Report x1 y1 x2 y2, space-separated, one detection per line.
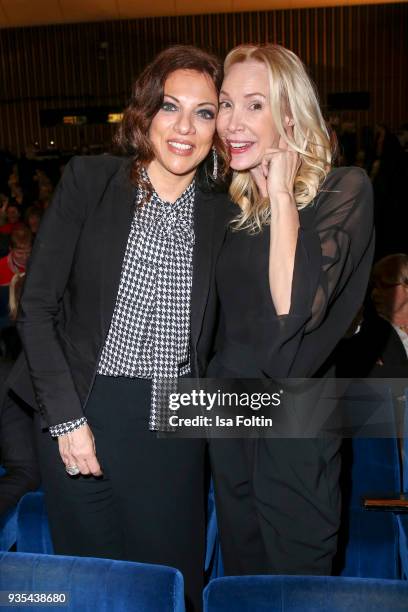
8 46 230 612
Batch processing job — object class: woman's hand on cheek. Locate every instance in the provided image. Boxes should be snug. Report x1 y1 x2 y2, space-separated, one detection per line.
262 133 300 204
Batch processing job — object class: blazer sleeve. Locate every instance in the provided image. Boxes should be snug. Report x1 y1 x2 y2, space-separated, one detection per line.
253 167 375 377
17 157 88 426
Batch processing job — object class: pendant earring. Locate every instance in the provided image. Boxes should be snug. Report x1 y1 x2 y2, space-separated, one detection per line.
212 147 218 181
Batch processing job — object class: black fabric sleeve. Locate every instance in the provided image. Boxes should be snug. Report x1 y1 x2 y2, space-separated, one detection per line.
254 167 375 377
17 157 87 426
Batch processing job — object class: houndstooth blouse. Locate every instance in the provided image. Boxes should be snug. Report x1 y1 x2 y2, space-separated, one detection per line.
49 170 195 436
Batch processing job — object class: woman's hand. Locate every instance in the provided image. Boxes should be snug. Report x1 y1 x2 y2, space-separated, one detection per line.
58 424 103 477
261 132 301 316
262 134 300 203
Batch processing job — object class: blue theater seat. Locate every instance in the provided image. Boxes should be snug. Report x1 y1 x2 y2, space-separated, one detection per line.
0 490 53 554
16 491 53 554
336 437 401 578
0 506 18 551
397 390 408 579
398 515 408 580
335 385 401 578
0 551 185 612
203 575 408 612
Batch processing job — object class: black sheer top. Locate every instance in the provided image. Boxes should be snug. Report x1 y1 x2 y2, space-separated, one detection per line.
208 167 375 378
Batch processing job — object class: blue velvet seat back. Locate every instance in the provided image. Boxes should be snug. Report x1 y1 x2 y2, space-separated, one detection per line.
398 390 408 579
0 507 17 551
398 515 408 580
16 492 54 554
336 386 401 578
0 552 185 612
204 575 408 612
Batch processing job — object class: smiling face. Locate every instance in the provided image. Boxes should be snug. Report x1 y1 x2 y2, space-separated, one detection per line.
217 60 280 172
147 69 218 182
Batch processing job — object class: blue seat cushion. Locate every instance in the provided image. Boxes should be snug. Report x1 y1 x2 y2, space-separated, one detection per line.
204 575 408 612
0 552 185 612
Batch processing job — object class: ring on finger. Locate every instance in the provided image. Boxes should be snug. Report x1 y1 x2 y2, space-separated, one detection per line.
65 464 80 476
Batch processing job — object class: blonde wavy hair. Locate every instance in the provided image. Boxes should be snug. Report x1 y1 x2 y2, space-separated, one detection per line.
224 44 334 232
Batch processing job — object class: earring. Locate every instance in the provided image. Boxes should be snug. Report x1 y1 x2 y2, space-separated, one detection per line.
212 147 218 181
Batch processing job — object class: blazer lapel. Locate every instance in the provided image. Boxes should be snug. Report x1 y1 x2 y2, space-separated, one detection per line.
99 159 136 337
190 187 216 353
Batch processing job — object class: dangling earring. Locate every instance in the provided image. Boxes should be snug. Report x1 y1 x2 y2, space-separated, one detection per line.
212 146 218 181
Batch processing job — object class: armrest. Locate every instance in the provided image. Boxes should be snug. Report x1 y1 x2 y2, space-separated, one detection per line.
363 494 408 513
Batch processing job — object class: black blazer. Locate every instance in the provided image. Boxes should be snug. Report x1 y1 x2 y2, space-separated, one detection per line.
336 311 408 379
7 155 234 427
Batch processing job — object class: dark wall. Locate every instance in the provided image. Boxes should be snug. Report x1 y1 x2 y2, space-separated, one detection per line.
0 3 406 154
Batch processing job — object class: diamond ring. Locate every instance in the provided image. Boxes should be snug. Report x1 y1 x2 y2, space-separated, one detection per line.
65 464 80 476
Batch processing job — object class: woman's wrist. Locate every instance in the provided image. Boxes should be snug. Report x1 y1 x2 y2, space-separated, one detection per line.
269 190 295 205
269 191 297 217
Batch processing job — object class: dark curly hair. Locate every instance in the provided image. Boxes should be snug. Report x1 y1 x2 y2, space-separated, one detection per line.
114 45 229 197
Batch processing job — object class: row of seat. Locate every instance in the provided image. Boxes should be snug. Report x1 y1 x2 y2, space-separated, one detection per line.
1 383 407 609
1 551 408 612
2 437 406 583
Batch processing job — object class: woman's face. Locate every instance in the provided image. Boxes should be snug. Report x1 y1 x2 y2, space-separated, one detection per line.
217 60 280 172
148 69 218 181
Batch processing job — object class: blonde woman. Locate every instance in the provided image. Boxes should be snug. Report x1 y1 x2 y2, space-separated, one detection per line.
208 45 375 576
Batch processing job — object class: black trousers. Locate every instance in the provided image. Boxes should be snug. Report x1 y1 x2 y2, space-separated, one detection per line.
0 391 41 516
209 437 342 576
34 376 207 612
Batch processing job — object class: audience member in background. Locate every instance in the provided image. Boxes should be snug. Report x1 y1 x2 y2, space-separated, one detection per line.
25 207 43 238
0 198 10 260
10 185 31 215
0 195 9 225
336 253 408 379
37 182 54 210
0 227 32 286
7 166 19 194
31 168 55 210
0 204 25 235
0 254 33 512
0 272 25 360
